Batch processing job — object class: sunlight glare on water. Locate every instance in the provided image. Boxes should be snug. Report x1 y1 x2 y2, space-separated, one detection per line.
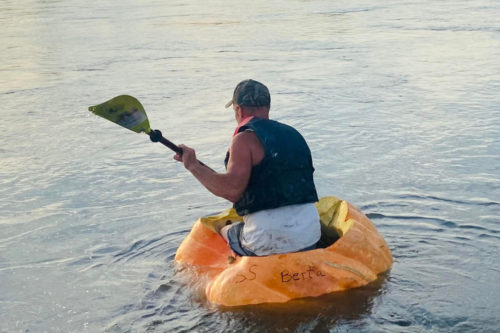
1 0 499 332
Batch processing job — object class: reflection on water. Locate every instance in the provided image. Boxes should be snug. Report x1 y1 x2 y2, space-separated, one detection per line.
1 0 499 332
106 270 390 332
215 273 390 332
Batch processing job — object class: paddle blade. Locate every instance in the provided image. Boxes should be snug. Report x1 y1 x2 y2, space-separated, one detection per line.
88 95 151 134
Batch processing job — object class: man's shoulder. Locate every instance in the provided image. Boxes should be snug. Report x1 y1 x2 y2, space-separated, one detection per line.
233 130 260 146
232 130 265 164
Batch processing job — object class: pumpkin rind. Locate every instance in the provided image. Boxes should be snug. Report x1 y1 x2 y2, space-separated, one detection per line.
175 197 393 306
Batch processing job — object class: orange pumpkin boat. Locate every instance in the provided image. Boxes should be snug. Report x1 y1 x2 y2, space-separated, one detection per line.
175 196 393 306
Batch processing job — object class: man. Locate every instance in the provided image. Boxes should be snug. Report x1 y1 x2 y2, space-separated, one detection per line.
174 79 320 256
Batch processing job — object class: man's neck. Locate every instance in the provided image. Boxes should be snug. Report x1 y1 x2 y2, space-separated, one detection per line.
242 107 270 120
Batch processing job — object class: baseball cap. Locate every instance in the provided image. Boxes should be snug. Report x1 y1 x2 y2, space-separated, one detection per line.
225 79 271 108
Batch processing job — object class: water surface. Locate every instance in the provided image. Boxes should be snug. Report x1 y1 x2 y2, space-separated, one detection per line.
1 0 499 332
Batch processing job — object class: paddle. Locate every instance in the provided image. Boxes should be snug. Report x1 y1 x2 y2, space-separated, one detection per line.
89 95 210 169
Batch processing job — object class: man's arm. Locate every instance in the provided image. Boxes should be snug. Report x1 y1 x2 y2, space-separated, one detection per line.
174 132 257 203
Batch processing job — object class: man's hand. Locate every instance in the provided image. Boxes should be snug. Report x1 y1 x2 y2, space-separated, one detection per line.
174 144 198 171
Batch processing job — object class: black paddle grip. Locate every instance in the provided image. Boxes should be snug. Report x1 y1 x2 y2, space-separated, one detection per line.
149 129 183 155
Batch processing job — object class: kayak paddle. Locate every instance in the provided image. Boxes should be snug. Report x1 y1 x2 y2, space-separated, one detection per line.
88 95 183 154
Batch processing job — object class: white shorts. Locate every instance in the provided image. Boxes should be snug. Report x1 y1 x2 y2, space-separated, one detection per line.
240 203 321 256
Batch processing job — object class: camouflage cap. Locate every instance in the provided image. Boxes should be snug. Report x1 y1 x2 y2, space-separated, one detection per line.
225 79 271 108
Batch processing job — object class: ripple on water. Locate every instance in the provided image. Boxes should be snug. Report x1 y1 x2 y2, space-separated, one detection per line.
374 302 474 332
2 0 500 331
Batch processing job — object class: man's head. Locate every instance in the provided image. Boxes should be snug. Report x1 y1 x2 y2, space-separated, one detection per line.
225 79 271 110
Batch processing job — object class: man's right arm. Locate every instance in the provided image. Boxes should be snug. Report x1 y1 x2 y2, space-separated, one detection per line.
174 132 256 203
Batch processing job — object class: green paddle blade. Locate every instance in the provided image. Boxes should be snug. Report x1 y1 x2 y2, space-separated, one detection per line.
89 95 151 134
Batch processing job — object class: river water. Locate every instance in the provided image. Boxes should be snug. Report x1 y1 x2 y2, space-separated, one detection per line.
1 0 499 332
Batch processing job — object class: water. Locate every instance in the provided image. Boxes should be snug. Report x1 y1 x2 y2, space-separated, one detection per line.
1 0 499 332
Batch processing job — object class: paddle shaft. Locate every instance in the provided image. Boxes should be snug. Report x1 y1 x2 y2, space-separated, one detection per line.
149 130 213 170
150 130 183 154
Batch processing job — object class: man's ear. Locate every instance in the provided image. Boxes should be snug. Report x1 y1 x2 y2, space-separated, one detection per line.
238 105 250 118
235 105 245 118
